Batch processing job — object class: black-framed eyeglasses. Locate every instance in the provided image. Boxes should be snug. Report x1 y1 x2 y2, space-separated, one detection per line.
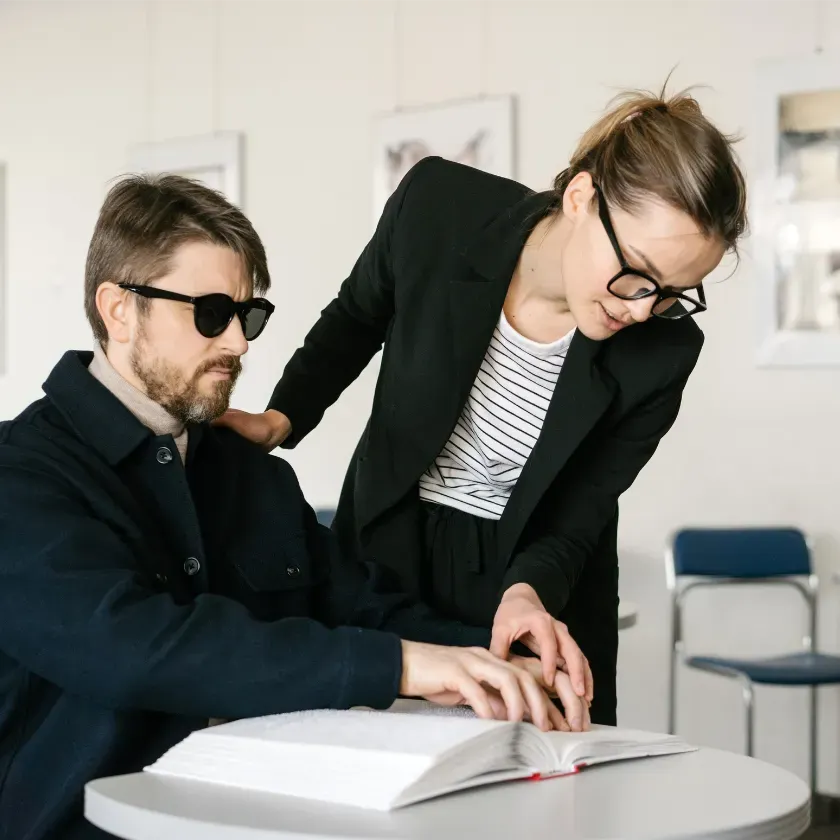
593 183 707 320
118 284 275 341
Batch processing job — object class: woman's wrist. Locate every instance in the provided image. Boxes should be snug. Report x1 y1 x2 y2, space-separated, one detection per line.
265 409 292 446
500 582 543 607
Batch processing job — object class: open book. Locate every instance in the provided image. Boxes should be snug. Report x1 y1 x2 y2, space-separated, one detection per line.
145 700 695 811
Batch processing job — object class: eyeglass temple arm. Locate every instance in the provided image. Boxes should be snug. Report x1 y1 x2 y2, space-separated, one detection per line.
119 284 196 305
593 185 630 269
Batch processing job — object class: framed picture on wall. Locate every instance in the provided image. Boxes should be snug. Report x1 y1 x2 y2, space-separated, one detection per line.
128 132 244 207
372 95 515 226
754 54 840 366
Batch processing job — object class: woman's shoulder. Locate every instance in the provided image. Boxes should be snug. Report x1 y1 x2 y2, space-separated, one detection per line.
398 156 532 225
603 316 704 387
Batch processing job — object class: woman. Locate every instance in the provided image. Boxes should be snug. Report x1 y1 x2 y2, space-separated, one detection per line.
218 86 747 725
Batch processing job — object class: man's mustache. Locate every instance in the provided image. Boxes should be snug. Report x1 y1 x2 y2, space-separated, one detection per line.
195 356 243 379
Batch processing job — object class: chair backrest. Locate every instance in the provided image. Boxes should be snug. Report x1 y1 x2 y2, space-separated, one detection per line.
668 527 811 582
666 526 817 660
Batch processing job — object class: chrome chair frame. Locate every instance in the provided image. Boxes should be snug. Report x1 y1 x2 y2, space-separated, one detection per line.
665 531 819 793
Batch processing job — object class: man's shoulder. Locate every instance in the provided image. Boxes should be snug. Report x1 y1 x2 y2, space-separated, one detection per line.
0 396 69 466
208 426 301 486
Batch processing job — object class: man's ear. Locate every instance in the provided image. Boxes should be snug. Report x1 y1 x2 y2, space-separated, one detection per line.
96 282 133 345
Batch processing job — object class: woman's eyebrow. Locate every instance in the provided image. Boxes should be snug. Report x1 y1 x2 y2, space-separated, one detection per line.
627 244 663 282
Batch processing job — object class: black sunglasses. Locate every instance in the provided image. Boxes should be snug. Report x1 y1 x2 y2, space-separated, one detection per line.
119 284 275 341
593 183 707 320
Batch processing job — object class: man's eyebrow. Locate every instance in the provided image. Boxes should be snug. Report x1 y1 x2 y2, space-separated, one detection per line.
627 244 663 282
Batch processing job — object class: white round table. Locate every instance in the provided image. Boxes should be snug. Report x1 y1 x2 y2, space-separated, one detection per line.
618 600 638 630
85 746 809 840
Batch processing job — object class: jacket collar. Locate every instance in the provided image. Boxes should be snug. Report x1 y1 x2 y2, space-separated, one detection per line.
43 350 161 465
463 189 558 283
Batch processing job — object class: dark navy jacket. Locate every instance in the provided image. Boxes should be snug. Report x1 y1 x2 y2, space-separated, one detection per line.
0 351 489 840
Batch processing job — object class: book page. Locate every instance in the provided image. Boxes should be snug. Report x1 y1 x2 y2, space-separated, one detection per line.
201 708 506 758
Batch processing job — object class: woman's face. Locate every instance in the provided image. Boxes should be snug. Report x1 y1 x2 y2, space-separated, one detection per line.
539 172 726 341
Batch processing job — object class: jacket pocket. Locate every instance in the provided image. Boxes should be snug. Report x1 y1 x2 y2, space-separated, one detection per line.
233 531 318 592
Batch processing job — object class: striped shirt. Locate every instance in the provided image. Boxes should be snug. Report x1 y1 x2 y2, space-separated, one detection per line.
419 312 575 520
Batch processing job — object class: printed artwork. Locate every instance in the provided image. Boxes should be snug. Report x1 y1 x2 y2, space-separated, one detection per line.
372 96 514 225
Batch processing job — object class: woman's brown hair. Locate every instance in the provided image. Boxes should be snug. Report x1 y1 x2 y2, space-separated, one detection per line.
554 82 748 253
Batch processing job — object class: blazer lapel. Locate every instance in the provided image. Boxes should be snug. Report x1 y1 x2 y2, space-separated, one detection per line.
499 330 616 561
449 189 561 425
359 188 564 531
359 271 505 530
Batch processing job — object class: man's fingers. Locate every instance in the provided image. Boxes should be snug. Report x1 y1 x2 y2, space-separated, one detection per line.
547 700 570 732
473 662 526 723
514 669 552 732
456 675 496 721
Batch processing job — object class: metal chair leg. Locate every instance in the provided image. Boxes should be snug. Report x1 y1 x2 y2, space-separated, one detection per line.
668 646 677 735
741 678 755 757
810 685 818 795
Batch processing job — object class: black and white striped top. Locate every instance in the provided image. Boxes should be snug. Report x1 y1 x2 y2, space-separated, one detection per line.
419 313 575 520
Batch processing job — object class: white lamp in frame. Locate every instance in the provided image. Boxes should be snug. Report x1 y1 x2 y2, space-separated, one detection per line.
128 132 244 208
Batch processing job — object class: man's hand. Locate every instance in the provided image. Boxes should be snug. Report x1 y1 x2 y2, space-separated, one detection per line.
212 408 291 450
399 641 567 732
491 583 594 703
508 655 590 732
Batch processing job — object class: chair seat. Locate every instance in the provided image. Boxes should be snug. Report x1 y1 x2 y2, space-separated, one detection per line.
686 652 840 685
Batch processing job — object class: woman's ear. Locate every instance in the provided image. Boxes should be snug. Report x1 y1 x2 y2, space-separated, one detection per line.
95 282 133 345
561 171 597 222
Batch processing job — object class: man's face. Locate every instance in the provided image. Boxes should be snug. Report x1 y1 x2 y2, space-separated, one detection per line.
128 242 250 424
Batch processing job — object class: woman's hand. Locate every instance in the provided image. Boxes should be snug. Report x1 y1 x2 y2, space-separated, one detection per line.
212 408 292 450
491 583 594 703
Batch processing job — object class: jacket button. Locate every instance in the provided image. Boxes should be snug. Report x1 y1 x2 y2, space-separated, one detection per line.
183 557 201 576
285 565 301 577
156 447 173 464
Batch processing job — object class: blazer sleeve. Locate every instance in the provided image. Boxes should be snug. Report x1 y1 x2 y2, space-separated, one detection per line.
500 356 698 617
268 159 429 447
0 451 404 718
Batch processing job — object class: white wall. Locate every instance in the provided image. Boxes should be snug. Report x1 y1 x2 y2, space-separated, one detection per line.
2 0 840 790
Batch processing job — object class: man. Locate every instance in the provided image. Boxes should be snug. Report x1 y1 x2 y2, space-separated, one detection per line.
0 175 590 840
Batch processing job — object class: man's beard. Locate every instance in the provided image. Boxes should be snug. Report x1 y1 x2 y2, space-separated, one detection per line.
130 339 242 425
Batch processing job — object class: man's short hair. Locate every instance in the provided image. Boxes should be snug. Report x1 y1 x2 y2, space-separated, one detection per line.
84 174 271 345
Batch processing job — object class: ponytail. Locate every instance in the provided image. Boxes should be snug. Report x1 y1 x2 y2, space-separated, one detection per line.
553 83 747 252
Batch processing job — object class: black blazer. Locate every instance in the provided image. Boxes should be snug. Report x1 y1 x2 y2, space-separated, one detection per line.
270 157 703 721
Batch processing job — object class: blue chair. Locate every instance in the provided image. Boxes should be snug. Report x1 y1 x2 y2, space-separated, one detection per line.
666 527 840 795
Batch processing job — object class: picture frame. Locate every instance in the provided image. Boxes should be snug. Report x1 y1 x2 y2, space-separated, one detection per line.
372 95 515 226
127 132 244 207
754 54 840 367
